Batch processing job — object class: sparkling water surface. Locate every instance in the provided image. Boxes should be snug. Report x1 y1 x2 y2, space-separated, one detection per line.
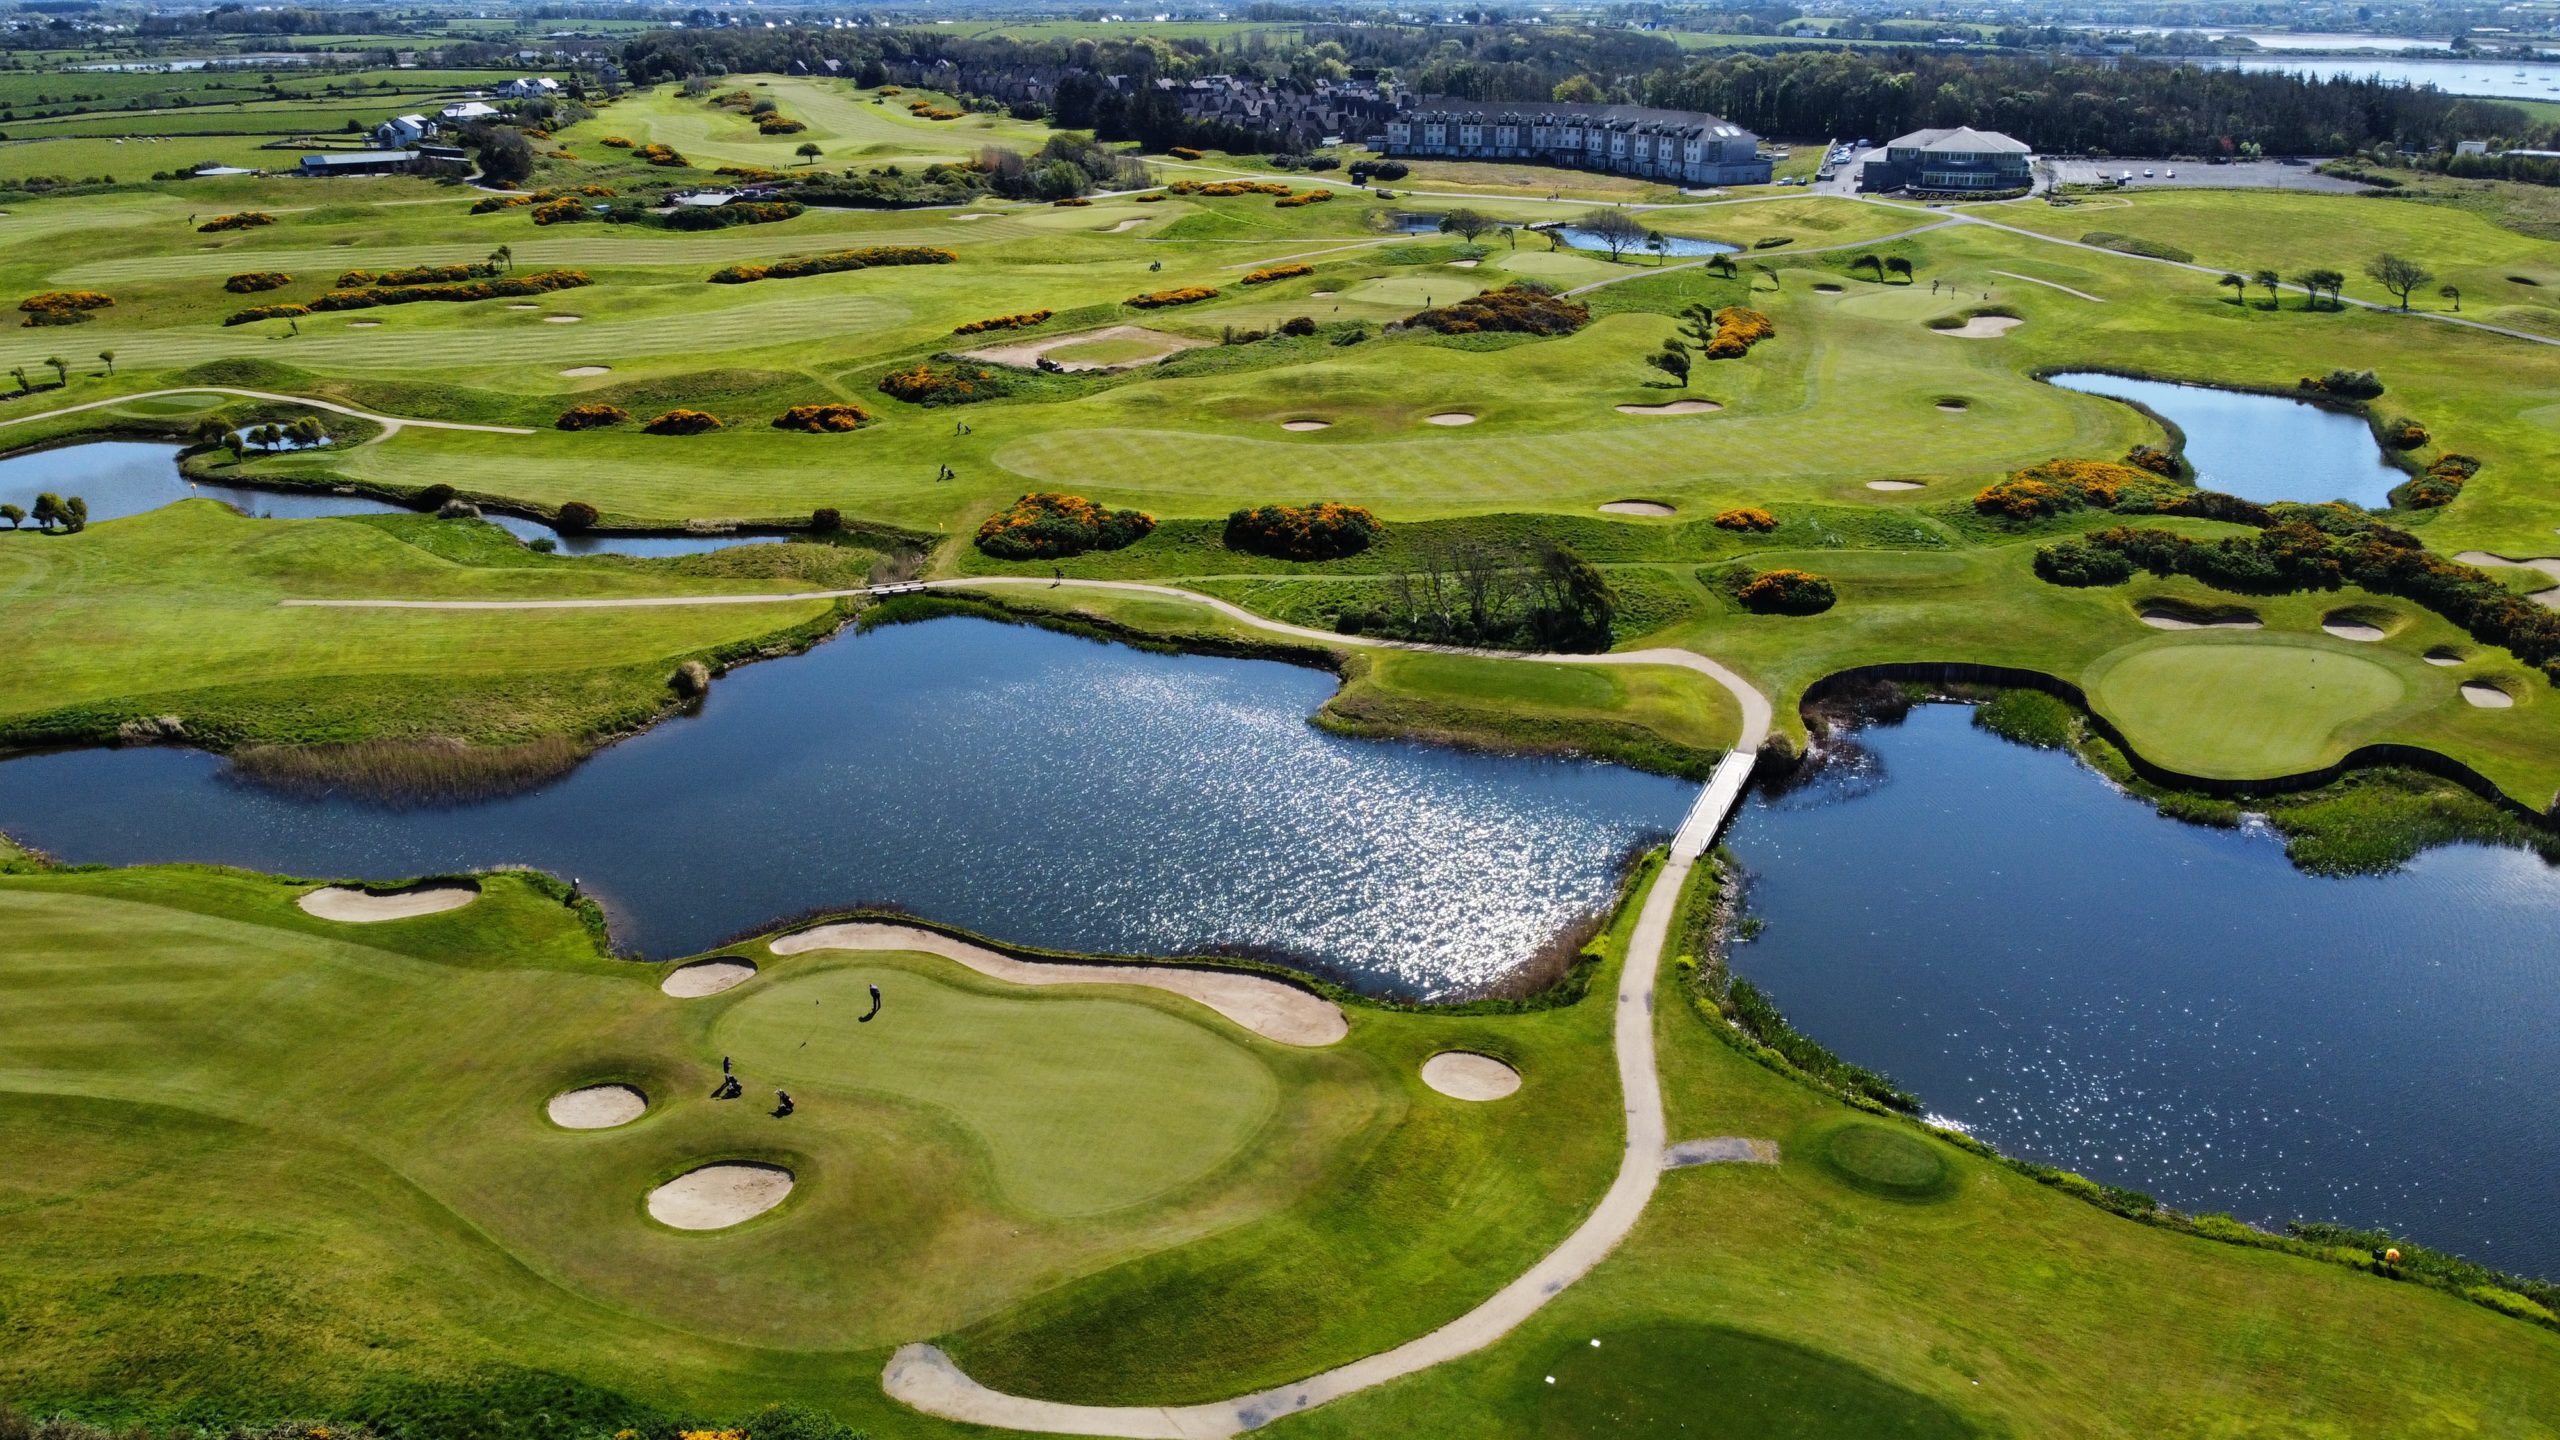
2044 371 2407 507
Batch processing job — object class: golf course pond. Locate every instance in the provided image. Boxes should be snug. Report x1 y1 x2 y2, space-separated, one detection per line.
0 442 782 557
2043 371 2408 508
1726 704 2560 1277
0 614 1696 996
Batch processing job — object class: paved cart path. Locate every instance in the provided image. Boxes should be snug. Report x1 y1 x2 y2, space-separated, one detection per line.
0 386 537 436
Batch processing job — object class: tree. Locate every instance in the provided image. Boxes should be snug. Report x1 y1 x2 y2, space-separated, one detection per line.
2298 267 2344 309
61 496 86 533
44 355 67 387
1647 336 1691 388
555 500 599 532
1437 207 1495 243
2439 282 2461 311
2252 269 2280 308
222 430 245 462
796 141 822 165
7 367 25 394
0 503 23 529
1704 253 1738 280
1753 261 1781 291
192 416 230 446
1850 252 1883 280
1884 256 1913 283
1675 302 1719 351
2218 272 2246 304
250 423 281 451
31 493 62 532
1552 73 1603 104
477 127 536 186
490 244 514 272
1643 229 1670 265
286 416 326 447
1576 207 1647 262
2366 252 2433 310
97 348 115 375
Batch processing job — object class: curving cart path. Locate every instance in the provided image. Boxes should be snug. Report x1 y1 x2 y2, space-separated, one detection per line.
0 386 536 436
275 573 1771 1433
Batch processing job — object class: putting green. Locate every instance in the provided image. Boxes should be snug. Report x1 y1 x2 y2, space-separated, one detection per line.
1516 1323 1975 1438
1814 1121 1956 1204
716 962 1282 1216
2087 640 2410 778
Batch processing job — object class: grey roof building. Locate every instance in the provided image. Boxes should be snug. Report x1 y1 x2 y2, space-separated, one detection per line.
1861 126 2033 193
1382 101 1770 187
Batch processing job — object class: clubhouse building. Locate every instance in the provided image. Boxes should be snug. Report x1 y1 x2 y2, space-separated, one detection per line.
1381 102 1772 187
1860 126 2034 193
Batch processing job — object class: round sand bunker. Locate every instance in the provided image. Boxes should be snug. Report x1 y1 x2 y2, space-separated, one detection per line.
2322 615 2388 642
647 1161 793 1230
662 957 758 998
560 365 610 377
2139 607 2260 631
1281 419 1331 431
2462 681 2516 708
543 314 582 324
548 1083 647 1130
1935 315 2023 339
2424 647 2465 667
1615 400 1721 416
1426 412 1476 427
298 881 479 923
1866 480 1925 492
1422 1051 1521 1101
1600 500 1675 517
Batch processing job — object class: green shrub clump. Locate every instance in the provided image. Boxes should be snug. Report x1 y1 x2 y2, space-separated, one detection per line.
197 211 276 232
310 270 591 312
708 246 957 284
221 303 312 327
338 263 499 287
1224 502 1382 560
1731 567 1836 615
975 492 1156 560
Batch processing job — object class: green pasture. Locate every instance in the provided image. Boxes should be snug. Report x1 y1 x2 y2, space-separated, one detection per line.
567 79 1057 172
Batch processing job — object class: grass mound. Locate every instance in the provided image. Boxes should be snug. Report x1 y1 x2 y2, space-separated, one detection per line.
1815 1121 1957 1203
1516 1323 1976 1437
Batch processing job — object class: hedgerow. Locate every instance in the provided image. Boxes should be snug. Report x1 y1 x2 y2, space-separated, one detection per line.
952 309 1052 335
1126 286 1218 308
659 200 803 231
1168 179 1292 196
708 246 957 284
309 270 591 312
1053 196 1092 207
555 403 630 430
772 402 871 432
641 409 723 435
1224 502 1382 560
221 303 313 326
1274 189 1335 207
338 263 499 287
1242 263 1314 285
1973 457 2266 525
197 211 275 232
976 492 1156 559
471 194 536 214
223 272 293 293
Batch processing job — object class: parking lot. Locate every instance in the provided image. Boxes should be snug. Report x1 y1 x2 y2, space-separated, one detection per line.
2042 158 2372 193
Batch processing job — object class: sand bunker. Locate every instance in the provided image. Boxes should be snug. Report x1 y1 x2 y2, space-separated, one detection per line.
1310 290 1336 298
1866 480 1925 492
955 213 996 221
1426 412 1476 426
2322 615 2388 642
1449 258 1480 268
1614 400 1721 416
506 303 540 310
2140 607 2261 631
1813 283 1844 294
2462 681 2517 709
297 881 479 922
1663 1136 1780 1169
1280 419 1331 431
958 323 1210 374
1936 399 1969 412
1102 217 1146 233
647 1161 793 1230
548 1083 647 1130
348 320 381 328
771 921 1348 1046
2424 647 2466 667
560 365 610 377
662 957 758 998
1421 1051 1521 1101
1600 500 1675 517
542 315 582 324
1935 315 2023 339
2454 551 2560 609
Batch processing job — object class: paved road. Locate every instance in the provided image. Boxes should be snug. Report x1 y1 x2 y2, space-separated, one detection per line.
0 385 537 436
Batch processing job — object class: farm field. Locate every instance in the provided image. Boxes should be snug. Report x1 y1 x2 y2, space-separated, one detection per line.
5 67 2560 1440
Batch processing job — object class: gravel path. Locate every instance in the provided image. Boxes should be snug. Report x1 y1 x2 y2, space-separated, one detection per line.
0 386 537 436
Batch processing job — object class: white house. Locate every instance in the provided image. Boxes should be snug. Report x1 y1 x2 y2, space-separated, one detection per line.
497 76 561 99
372 113 429 148
439 100 499 122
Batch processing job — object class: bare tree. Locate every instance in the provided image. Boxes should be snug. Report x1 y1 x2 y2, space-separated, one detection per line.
1436 208 1496 243
1575 207 1648 262
2366 253 2433 311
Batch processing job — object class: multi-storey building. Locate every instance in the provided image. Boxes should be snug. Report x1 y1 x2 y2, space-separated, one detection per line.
1381 102 1770 186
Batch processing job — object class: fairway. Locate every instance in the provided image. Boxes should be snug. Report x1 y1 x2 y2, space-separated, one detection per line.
2088 640 2413 777
718 962 1283 1216
1513 1324 1975 1439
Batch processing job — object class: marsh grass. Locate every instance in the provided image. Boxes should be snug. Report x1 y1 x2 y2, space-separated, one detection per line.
227 736 588 806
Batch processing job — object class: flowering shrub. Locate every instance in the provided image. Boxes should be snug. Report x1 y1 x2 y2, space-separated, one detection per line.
1169 146 1204 160
221 302 313 326
1274 190 1334 207
1053 196 1092 207
773 402 871 432
634 142 687 166
2124 444 2178 476
224 272 293 293
19 290 115 326
953 309 1052 335
340 264 498 287
2299 368 2384 400
2385 417 2430 450
878 363 1010 405
1713 507 1778 532
1972 478 2070 520
1242 263 1314 285
757 115 807 134
531 198 589 225
472 194 536 214
2400 452 2480 508
1135 193 1166 203
1224 502 1381 560
1168 179 1293 196
976 492 1156 559
1406 283 1588 336
715 165 780 180
1126 286 1218 308
555 403 630 430
658 201 802 231
1735 568 1837 614
1704 306 1774 359
708 246 957 284
198 212 275 232
1971 457 2250 524
311 270 591 311
907 103 964 120
642 409 723 435
601 136 634 148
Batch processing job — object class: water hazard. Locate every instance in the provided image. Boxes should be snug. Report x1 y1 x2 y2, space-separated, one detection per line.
2044 371 2408 508
1726 704 2560 1277
0 616 1696 996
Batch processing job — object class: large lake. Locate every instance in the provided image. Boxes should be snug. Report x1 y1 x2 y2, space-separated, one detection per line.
2200 55 2560 100
0 442 778 557
1727 705 2560 1277
0 615 1697 996
2044 371 2406 508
